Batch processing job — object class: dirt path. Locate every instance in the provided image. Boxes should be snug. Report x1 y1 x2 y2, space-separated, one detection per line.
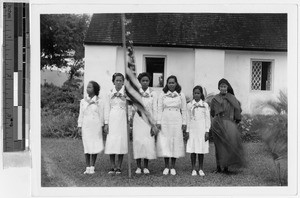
42 150 77 187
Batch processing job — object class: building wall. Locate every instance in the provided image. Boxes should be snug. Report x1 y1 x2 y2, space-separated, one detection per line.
85 45 287 114
225 50 287 114
115 46 195 98
84 45 118 98
194 49 225 96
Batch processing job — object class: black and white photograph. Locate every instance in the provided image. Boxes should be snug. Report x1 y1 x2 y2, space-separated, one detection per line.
1 1 298 198
41 12 289 187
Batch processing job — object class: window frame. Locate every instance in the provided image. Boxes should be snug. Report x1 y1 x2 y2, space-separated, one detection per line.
250 58 275 92
143 55 167 88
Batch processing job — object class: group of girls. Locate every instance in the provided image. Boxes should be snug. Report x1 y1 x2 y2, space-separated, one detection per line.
77 72 245 176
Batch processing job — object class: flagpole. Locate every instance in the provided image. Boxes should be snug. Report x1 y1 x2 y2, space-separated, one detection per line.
121 13 132 178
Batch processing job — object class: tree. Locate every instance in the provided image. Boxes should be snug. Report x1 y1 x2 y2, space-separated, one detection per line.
40 14 91 79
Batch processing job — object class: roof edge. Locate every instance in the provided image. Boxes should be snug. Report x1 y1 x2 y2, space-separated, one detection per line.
84 42 287 52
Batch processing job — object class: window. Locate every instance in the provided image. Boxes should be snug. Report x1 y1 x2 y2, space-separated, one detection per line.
145 57 165 87
251 60 272 91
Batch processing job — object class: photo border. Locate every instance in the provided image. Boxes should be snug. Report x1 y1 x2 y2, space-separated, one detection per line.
32 0 298 197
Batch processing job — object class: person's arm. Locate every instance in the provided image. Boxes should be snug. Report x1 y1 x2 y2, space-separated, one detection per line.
152 91 158 124
225 93 242 122
225 93 241 110
204 102 211 141
98 99 104 126
128 104 133 121
78 99 84 128
185 103 191 140
156 93 163 130
104 93 110 124
104 93 110 134
77 99 84 136
180 93 187 132
186 103 191 133
210 98 216 117
234 101 242 123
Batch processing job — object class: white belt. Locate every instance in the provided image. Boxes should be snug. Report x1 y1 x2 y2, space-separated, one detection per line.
111 106 125 110
164 108 179 111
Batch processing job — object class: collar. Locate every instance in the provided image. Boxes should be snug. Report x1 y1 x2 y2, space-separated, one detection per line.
85 95 98 103
112 86 124 95
214 93 226 104
166 90 179 96
140 87 151 94
191 99 204 106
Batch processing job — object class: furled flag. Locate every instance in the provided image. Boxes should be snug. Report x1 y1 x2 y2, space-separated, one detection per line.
121 14 158 134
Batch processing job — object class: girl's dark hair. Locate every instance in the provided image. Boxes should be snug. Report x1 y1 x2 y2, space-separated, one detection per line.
218 78 235 95
193 85 205 101
162 75 181 93
137 72 151 82
88 81 100 96
112 73 125 83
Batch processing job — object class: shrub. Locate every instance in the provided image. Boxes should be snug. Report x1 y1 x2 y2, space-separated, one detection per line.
238 114 279 143
41 111 78 138
41 79 83 138
41 83 61 109
238 114 258 142
253 90 287 185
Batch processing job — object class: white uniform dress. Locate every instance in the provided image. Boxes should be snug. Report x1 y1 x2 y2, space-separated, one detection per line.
186 99 211 154
78 96 104 154
104 86 128 154
132 88 157 160
156 91 186 158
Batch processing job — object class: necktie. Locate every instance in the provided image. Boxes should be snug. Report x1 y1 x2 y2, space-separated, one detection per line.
85 97 97 105
192 103 203 117
142 92 150 98
167 92 177 98
111 92 123 99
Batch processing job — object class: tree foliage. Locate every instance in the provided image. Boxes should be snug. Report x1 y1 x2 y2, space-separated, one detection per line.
41 79 83 138
40 14 91 79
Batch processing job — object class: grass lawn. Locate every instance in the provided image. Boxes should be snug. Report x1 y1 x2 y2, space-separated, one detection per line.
41 137 287 187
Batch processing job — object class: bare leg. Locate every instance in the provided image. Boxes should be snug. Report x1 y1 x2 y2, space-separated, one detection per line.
144 159 149 169
136 158 142 169
164 158 169 168
109 154 116 169
191 153 196 170
91 154 97 166
85 154 91 167
198 154 204 170
117 154 124 169
171 157 176 169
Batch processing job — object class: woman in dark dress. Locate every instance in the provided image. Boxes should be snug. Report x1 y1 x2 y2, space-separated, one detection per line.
210 78 245 173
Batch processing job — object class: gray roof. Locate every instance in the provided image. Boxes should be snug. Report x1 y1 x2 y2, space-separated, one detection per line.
85 13 287 51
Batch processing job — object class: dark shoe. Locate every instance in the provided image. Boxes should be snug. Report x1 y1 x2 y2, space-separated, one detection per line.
212 167 222 173
108 168 115 174
212 169 222 173
115 168 121 174
222 167 233 174
223 167 229 173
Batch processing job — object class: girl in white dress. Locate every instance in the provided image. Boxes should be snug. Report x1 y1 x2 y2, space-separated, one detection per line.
104 73 127 174
132 72 157 174
78 81 104 174
186 85 211 176
156 75 187 176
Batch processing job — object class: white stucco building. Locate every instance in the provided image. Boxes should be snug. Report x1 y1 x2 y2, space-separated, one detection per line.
83 13 287 114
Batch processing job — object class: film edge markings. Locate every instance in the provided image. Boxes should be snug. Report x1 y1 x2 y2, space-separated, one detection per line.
3 2 29 152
